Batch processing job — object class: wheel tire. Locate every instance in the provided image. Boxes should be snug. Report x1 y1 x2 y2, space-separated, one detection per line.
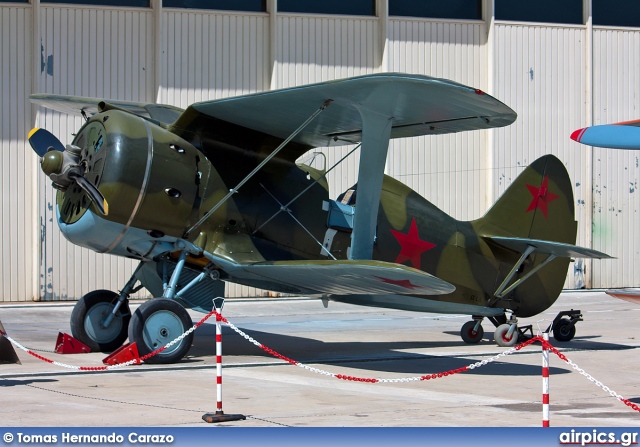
70 290 130 352
553 318 576 342
494 323 519 347
128 298 194 364
460 321 484 344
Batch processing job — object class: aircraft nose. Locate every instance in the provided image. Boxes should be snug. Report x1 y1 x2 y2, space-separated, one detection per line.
570 127 587 142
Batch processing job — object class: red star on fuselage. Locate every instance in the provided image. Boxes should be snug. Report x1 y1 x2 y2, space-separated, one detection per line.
525 174 559 219
389 217 435 270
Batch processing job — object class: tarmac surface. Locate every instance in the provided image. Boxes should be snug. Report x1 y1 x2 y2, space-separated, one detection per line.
1 290 639 427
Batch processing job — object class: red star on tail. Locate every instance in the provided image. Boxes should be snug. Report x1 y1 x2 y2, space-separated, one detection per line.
526 174 559 219
389 217 435 270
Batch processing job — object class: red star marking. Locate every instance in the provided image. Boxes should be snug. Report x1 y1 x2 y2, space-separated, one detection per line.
373 276 423 290
389 217 436 270
525 174 559 219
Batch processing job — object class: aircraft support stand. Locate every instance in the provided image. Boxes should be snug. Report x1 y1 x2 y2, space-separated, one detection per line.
203 297 246 424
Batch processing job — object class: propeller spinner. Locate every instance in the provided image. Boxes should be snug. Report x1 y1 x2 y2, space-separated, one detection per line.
28 127 109 215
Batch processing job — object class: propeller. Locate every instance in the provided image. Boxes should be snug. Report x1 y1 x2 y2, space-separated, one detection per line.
28 127 109 215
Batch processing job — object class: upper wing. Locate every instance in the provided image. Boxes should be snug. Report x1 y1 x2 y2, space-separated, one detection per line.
219 259 455 296
486 236 613 259
571 119 640 149
172 73 516 149
29 94 184 125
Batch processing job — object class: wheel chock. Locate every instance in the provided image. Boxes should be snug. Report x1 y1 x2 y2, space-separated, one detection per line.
0 321 21 364
102 342 140 366
54 332 91 354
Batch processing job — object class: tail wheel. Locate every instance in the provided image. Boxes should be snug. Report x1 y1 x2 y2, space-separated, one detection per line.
553 318 576 342
460 321 484 344
494 323 519 347
70 290 130 352
128 298 194 364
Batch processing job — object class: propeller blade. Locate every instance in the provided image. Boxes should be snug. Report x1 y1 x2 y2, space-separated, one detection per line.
71 174 109 216
28 128 65 157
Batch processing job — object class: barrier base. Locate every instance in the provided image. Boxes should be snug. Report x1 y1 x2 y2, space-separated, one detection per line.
202 411 246 423
0 321 21 364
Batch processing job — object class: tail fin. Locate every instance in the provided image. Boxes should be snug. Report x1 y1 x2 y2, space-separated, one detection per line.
476 155 577 317
479 154 577 244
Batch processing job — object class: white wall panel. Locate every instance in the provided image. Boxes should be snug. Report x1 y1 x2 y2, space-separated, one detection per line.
492 24 589 288
37 6 155 300
591 28 640 288
159 11 269 105
273 15 379 88
0 6 36 302
386 20 488 220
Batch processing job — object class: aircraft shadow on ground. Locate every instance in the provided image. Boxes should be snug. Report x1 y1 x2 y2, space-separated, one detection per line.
188 325 570 376
441 331 636 352
0 378 57 387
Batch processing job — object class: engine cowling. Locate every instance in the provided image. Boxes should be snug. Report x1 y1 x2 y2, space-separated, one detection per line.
57 110 211 257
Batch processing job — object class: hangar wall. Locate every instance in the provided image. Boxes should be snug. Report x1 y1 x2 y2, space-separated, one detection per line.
1 1 639 301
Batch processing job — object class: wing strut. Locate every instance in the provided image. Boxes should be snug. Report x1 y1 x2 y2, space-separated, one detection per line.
183 99 333 239
493 245 557 298
349 109 394 260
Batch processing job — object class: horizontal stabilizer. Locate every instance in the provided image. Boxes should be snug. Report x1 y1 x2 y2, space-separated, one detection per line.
232 260 455 296
29 94 184 125
486 236 613 259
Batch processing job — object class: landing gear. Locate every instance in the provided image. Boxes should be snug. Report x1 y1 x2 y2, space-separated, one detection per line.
460 319 484 344
70 290 131 352
128 298 194 364
494 323 519 347
69 261 144 353
553 319 576 342
550 309 582 342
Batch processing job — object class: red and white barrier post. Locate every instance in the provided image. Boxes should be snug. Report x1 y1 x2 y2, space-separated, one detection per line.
542 331 550 427
202 297 245 424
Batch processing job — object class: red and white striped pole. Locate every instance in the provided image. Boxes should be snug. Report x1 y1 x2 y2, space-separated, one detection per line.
202 297 245 423
542 332 550 427
215 307 223 413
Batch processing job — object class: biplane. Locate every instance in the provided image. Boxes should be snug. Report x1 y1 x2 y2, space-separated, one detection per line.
28 73 610 363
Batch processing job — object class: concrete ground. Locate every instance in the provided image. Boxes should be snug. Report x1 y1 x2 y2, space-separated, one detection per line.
0 290 639 427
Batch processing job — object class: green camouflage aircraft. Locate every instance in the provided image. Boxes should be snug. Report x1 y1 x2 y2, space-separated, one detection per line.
28 73 610 364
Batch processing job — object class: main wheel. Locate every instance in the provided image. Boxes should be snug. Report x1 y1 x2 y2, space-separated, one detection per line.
494 323 519 347
70 290 130 352
460 321 484 344
553 318 576 342
128 298 194 364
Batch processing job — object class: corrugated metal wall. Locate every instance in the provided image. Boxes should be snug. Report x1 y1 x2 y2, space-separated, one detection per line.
2 3 640 302
36 5 155 300
0 6 36 302
591 28 640 287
